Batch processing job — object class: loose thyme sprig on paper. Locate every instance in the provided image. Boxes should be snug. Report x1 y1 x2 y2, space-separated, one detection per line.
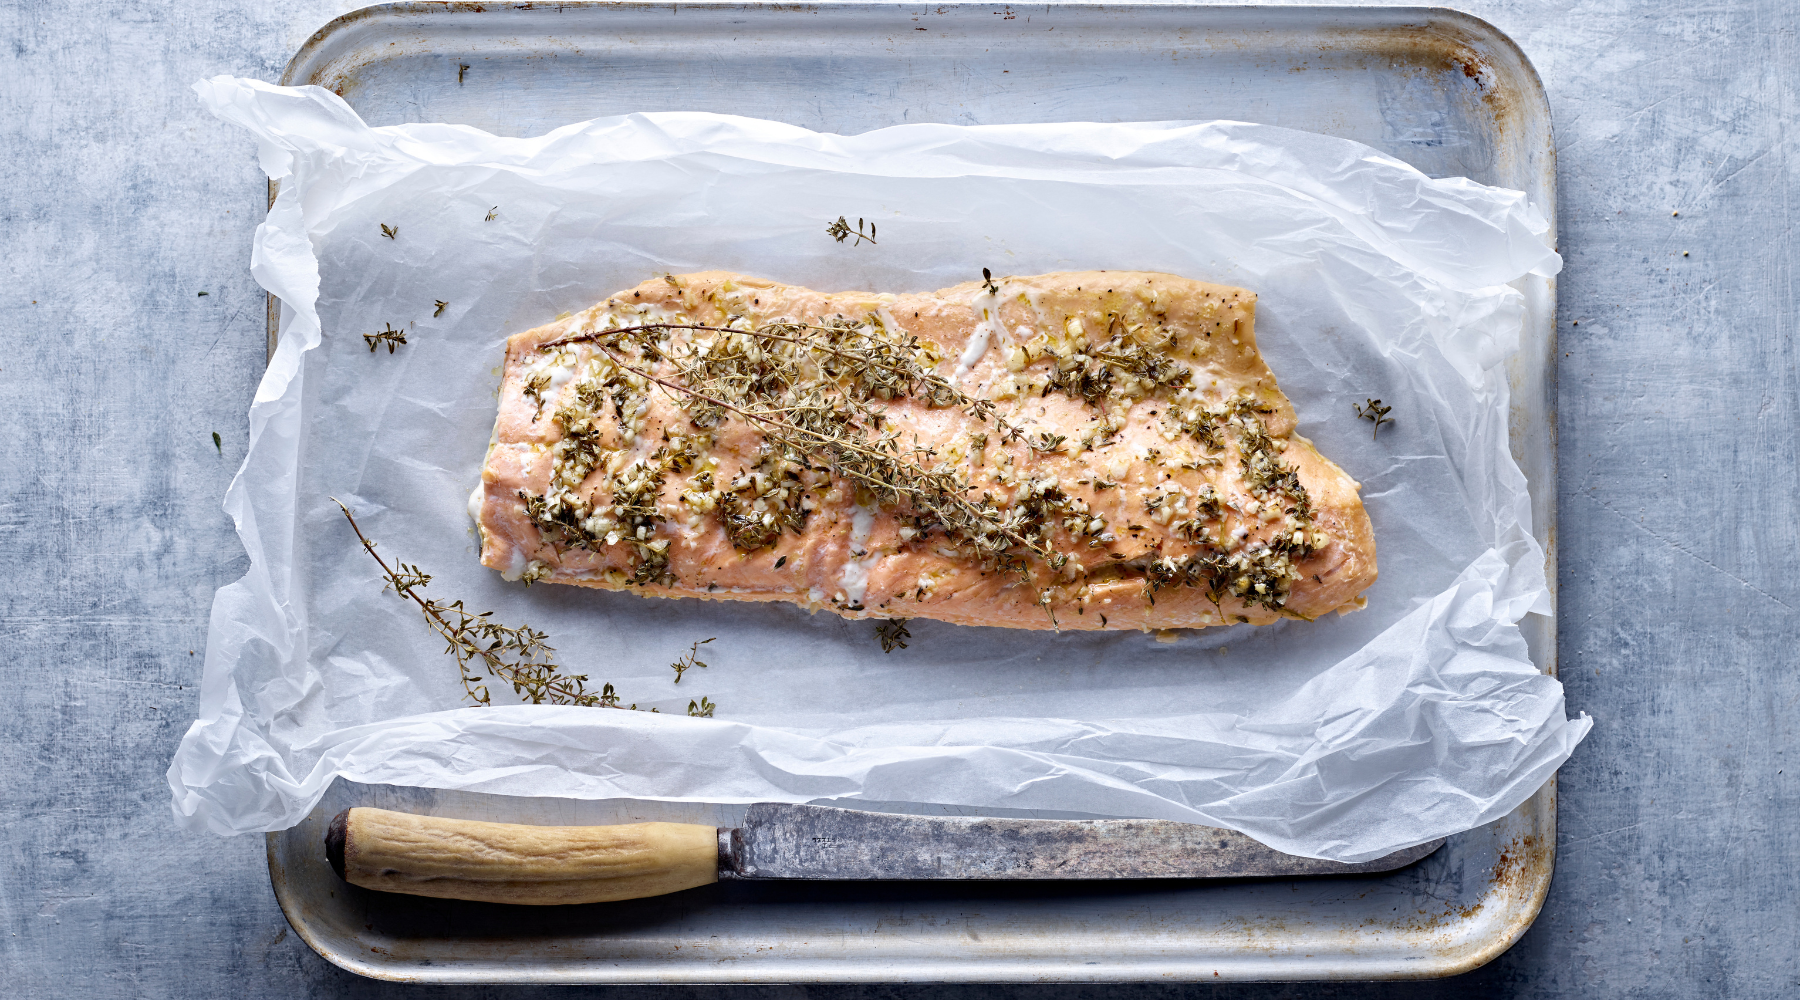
875 619 912 653
334 499 606 706
671 638 715 683
1353 398 1394 440
337 500 725 713
826 215 877 246
364 322 407 353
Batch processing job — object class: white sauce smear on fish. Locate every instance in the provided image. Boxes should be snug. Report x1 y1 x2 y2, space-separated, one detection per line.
838 505 882 608
467 481 486 526
954 285 1007 384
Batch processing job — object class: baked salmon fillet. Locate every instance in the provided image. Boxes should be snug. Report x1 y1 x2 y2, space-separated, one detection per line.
473 270 1375 631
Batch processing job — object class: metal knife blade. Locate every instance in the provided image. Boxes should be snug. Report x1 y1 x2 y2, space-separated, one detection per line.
719 803 1442 881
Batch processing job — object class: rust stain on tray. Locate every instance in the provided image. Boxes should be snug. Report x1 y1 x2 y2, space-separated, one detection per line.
1312 23 1522 134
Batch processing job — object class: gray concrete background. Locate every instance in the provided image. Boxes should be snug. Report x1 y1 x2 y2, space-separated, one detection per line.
3 0 1795 996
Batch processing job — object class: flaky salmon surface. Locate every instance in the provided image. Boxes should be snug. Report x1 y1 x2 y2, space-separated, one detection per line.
474 271 1375 631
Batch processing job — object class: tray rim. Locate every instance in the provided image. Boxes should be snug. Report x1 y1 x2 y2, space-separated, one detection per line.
259 0 1561 984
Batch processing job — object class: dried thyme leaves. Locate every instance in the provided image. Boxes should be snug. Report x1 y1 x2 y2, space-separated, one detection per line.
533 315 1071 594
337 500 723 713
364 322 407 353
875 618 912 652
522 372 550 419
511 343 709 587
1039 330 1192 405
1147 398 1322 614
511 283 1332 622
335 499 605 707
1354 398 1394 440
826 216 877 246
671 637 715 683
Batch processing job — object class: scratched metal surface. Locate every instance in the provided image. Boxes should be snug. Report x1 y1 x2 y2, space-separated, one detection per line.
2 0 1795 996
257 2 1557 984
715 803 1445 879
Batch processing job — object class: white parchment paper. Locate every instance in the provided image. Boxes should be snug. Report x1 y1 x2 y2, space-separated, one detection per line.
169 76 1589 863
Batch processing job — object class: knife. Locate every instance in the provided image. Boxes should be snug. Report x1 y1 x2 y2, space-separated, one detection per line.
325 803 1442 905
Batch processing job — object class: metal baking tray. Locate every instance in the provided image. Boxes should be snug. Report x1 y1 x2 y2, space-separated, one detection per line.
265 1 1560 983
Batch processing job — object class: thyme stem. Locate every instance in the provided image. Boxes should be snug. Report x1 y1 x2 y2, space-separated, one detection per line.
547 323 949 392
333 497 608 707
544 321 1048 448
590 344 1061 571
1353 398 1394 440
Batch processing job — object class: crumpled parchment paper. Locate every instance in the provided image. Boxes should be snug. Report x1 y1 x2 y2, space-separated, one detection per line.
169 76 1588 863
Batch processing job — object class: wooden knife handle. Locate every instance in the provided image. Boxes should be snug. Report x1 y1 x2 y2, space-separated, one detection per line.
325 806 721 905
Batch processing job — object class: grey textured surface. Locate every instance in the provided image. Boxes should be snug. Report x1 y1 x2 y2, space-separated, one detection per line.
1 0 1793 997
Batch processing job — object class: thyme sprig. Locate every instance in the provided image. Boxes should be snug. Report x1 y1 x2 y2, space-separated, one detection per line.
875 618 912 652
535 311 1083 620
547 322 965 401
1353 398 1394 440
671 637 715 683
594 343 1067 580
540 321 1043 449
333 498 605 707
516 289 1326 625
826 216 877 245
364 322 407 353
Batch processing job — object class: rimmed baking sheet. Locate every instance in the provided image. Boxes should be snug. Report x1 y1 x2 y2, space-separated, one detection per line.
263 2 1560 983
